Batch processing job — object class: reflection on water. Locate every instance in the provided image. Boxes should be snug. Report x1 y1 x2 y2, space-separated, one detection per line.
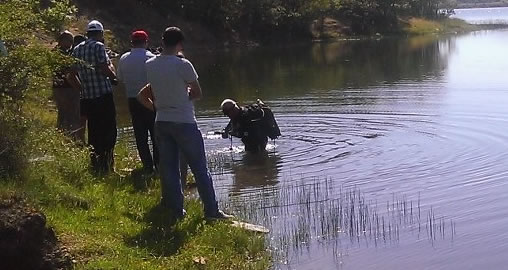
185 35 453 115
229 151 281 191
115 27 508 269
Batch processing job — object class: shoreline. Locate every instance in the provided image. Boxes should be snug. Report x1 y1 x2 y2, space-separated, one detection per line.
182 19 508 53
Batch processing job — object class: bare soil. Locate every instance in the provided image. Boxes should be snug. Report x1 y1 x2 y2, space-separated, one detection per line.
0 196 72 270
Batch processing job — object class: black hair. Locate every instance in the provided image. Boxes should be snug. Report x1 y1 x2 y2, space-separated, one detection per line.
162 27 184 48
58 31 73 42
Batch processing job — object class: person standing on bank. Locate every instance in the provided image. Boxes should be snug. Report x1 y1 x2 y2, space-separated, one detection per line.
69 20 118 174
117 30 158 173
137 26 232 220
52 31 82 140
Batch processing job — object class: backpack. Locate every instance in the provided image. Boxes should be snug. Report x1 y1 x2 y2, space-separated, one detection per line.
257 101 281 140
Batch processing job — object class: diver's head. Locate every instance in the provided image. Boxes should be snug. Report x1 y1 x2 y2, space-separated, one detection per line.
221 99 241 119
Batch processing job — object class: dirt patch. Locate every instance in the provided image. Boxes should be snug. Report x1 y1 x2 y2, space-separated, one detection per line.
0 196 72 270
311 17 352 39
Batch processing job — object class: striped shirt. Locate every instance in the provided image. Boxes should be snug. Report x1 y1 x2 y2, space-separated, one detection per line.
72 39 112 99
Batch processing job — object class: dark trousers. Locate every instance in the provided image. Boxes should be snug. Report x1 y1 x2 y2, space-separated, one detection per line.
80 94 117 174
53 87 81 140
242 136 268 153
128 98 158 170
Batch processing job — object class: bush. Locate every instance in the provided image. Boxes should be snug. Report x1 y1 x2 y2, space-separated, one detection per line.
0 0 76 179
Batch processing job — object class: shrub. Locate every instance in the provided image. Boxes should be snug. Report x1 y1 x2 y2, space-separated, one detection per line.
0 0 76 179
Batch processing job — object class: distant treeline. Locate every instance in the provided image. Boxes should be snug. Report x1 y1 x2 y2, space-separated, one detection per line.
139 0 456 38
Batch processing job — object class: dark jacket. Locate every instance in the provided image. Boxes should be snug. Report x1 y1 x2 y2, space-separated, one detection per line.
225 103 280 152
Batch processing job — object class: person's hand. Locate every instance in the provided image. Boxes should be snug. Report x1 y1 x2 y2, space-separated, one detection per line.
110 78 118 86
222 132 229 139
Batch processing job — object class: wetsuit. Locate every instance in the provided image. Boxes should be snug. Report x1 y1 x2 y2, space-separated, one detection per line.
225 104 269 153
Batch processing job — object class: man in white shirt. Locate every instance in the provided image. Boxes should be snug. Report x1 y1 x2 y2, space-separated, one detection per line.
137 27 232 220
117 30 158 172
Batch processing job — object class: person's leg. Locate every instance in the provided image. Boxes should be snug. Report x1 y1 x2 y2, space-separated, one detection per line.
179 152 188 189
82 98 101 173
67 87 82 141
150 127 159 171
102 94 117 172
128 98 153 170
146 108 158 170
171 123 219 217
76 116 87 145
53 88 66 131
155 121 184 216
89 94 117 173
260 137 268 152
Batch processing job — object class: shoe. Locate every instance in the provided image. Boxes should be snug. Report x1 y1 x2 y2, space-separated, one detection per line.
205 210 234 221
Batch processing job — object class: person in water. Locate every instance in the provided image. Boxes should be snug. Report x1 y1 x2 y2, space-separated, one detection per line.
220 99 281 153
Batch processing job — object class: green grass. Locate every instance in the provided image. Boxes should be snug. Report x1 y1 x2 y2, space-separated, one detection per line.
0 98 270 270
404 17 479 35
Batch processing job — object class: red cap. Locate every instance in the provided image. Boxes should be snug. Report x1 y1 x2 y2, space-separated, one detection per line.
131 30 148 42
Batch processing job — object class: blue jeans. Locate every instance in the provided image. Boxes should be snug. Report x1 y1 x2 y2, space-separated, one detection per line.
155 121 219 216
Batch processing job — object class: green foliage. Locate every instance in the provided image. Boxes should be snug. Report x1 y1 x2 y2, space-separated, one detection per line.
1 121 270 269
0 0 76 179
0 0 39 42
141 0 454 37
0 113 29 179
41 0 77 36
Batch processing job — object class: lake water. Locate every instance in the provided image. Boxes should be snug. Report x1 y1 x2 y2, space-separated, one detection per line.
453 7 508 24
115 10 508 270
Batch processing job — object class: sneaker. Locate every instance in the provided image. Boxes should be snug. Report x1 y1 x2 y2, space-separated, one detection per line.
205 210 234 221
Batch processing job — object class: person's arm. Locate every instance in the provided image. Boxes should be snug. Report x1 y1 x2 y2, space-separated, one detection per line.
96 43 117 80
221 121 233 138
66 69 82 92
188 80 202 100
99 62 116 80
137 84 155 112
116 58 123 83
181 59 200 100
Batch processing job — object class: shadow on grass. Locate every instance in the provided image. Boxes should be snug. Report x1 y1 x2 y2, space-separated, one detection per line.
124 201 205 257
128 168 156 192
98 168 156 192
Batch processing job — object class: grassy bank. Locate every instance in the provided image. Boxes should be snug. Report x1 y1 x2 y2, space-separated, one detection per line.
0 91 270 269
402 17 508 35
312 16 505 41
0 1 269 268
403 17 480 35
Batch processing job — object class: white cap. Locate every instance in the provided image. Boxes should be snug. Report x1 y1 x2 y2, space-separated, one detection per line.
87 20 104 32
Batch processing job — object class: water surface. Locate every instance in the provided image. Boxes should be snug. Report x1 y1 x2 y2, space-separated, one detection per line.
115 20 508 269
453 7 508 24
